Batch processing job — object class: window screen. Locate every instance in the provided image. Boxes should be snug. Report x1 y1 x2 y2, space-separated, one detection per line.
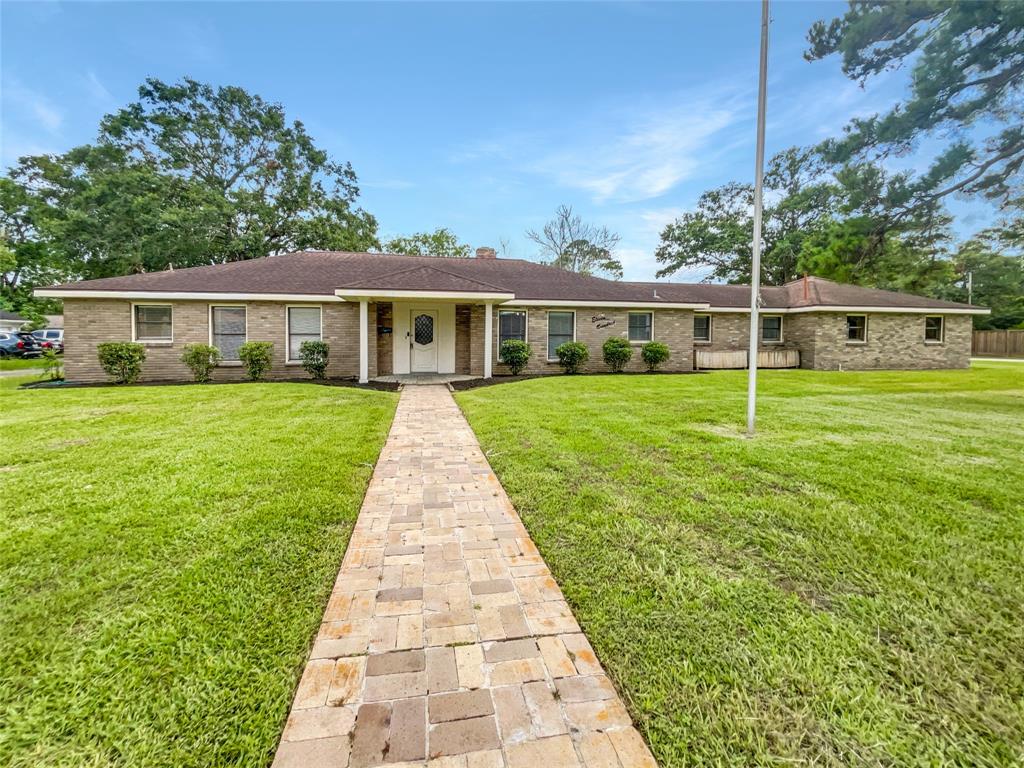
693 315 711 342
212 306 246 361
547 312 574 359
761 315 782 342
134 305 172 341
288 307 321 360
499 311 527 360
925 316 943 342
628 313 652 342
846 315 867 342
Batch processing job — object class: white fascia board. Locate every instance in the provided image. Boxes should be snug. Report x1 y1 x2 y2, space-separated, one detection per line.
513 299 710 309
335 289 516 301
35 289 344 302
707 305 989 315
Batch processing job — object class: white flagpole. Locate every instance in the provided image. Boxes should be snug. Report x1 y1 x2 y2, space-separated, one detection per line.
747 0 770 437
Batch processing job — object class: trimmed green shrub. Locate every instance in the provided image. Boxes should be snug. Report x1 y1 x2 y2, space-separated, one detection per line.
641 341 670 371
555 341 589 374
499 339 531 375
97 342 146 384
299 340 330 379
238 341 273 381
181 344 222 383
602 337 633 373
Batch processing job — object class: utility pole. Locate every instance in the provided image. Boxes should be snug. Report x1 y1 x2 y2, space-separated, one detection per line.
746 0 770 437
967 271 973 305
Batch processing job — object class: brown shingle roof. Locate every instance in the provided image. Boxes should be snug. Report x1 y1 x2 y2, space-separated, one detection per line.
40 251 982 311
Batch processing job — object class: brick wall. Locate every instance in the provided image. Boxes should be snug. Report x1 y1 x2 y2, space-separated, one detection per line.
698 310 970 370
472 306 696 375
63 298 372 382
455 305 472 375
801 312 971 370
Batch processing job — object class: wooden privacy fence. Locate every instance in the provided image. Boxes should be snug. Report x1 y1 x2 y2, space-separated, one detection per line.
695 348 800 370
972 329 1024 358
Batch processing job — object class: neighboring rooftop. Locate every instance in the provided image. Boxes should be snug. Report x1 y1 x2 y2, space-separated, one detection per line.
38 250 983 311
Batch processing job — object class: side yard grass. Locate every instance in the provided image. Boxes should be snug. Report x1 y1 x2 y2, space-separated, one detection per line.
0 357 47 371
456 362 1024 767
0 380 398 767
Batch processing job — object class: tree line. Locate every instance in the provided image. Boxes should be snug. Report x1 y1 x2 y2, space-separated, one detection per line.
2 2 1022 328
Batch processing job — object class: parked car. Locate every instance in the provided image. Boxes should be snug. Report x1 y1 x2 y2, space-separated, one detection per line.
0 331 44 358
32 328 64 353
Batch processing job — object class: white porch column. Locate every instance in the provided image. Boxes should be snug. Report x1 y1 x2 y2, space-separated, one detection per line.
359 299 369 383
483 302 493 379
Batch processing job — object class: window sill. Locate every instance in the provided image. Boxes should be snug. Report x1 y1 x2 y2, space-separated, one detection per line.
845 340 867 345
137 340 173 346
629 340 652 345
285 361 304 366
924 340 944 345
761 340 784 345
694 340 712 346
218 361 243 367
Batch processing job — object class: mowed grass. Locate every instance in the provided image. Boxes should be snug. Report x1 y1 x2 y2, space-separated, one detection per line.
455 363 1024 767
0 357 47 371
0 381 397 767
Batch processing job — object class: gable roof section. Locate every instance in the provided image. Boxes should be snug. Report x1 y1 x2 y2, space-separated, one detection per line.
35 251 985 312
339 264 512 295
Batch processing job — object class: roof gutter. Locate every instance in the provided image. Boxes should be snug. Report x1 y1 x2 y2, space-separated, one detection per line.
35 289 345 302
706 305 989 315
512 299 711 309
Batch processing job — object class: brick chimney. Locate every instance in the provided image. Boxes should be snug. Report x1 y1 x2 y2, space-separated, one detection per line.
475 246 497 259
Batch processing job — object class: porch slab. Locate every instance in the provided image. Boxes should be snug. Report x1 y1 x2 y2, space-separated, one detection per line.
372 373 481 386
273 385 658 768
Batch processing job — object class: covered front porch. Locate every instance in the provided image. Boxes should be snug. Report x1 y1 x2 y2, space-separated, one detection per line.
336 280 514 383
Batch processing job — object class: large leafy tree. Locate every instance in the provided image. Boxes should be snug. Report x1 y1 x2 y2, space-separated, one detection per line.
384 228 471 258
942 227 1024 329
0 178 67 316
526 205 623 278
656 148 836 283
10 77 379 281
806 1 1024 214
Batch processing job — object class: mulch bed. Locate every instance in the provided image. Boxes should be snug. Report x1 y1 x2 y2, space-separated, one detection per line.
448 370 705 391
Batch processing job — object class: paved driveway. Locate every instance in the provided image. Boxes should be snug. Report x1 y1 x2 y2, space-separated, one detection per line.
273 385 657 768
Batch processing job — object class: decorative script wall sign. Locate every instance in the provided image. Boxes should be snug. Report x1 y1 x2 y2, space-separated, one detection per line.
591 314 616 329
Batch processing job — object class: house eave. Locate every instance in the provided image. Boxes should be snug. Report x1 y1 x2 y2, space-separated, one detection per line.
705 305 989 315
512 299 711 309
35 289 345 302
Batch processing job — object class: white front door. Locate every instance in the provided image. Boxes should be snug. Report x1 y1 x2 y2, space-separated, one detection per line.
410 310 439 372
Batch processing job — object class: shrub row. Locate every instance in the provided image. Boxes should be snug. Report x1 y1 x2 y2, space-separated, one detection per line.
498 337 671 375
96 340 331 384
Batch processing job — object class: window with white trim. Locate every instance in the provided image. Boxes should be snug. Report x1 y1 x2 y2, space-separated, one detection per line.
287 306 322 361
628 312 653 342
547 311 574 359
761 315 783 343
134 305 172 341
925 315 944 343
498 310 527 360
846 315 867 343
693 314 712 343
211 306 246 361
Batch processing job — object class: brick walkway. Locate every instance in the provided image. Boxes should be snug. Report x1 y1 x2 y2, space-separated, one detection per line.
273 385 658 768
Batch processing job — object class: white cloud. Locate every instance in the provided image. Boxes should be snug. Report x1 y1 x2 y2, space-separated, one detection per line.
83 71 116 108
3 78 64 133
451 83 750 205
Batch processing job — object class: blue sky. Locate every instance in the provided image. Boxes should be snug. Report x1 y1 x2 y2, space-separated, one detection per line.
1 1 996 281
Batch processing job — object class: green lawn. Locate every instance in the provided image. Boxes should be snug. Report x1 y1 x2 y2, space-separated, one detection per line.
0 357 47 371
456 363 1024 767
0 381 397 767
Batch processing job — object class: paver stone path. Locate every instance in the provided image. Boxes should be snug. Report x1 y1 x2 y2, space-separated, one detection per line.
273 385 658 768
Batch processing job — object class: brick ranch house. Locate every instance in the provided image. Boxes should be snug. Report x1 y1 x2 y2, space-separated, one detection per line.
36 248 988 383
